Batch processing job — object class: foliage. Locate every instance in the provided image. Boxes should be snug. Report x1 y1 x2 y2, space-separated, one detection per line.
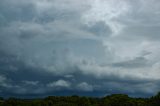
0 92 160 106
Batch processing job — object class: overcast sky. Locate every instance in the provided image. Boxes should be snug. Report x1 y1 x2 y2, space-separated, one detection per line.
0 0 160 98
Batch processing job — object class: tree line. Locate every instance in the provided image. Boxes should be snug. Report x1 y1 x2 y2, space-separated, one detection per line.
0 92 160 106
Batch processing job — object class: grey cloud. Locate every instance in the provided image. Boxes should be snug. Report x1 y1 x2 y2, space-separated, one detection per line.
101 80 160 97
112 57 149 68
0 0 160 97
0 75 7 86
0 0 36 24
83 21 112 37
22 80 39 86
77 82 93 92
119 26 160 40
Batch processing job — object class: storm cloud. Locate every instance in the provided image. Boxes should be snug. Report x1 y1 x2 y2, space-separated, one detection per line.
0 0 160 97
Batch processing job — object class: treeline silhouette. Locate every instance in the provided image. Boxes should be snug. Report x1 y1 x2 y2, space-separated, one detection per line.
0 92 160 106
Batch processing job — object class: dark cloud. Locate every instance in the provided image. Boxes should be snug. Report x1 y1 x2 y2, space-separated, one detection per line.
0 0 160 98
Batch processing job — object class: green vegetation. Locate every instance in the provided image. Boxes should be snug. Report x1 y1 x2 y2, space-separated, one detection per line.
0 92 160 106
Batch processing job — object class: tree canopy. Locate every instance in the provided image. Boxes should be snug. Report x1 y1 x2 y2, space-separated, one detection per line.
0 92 160 106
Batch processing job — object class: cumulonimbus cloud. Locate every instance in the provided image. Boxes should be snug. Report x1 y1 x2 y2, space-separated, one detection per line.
0 0 160 97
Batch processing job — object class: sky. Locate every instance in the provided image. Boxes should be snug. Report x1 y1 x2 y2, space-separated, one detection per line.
0 0 160 98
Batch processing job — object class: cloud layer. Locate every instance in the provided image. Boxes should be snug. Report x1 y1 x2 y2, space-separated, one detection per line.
0 0 160 97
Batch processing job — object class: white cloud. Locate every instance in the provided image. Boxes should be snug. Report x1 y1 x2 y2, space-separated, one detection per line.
47 79 71 88
82 0 130 35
